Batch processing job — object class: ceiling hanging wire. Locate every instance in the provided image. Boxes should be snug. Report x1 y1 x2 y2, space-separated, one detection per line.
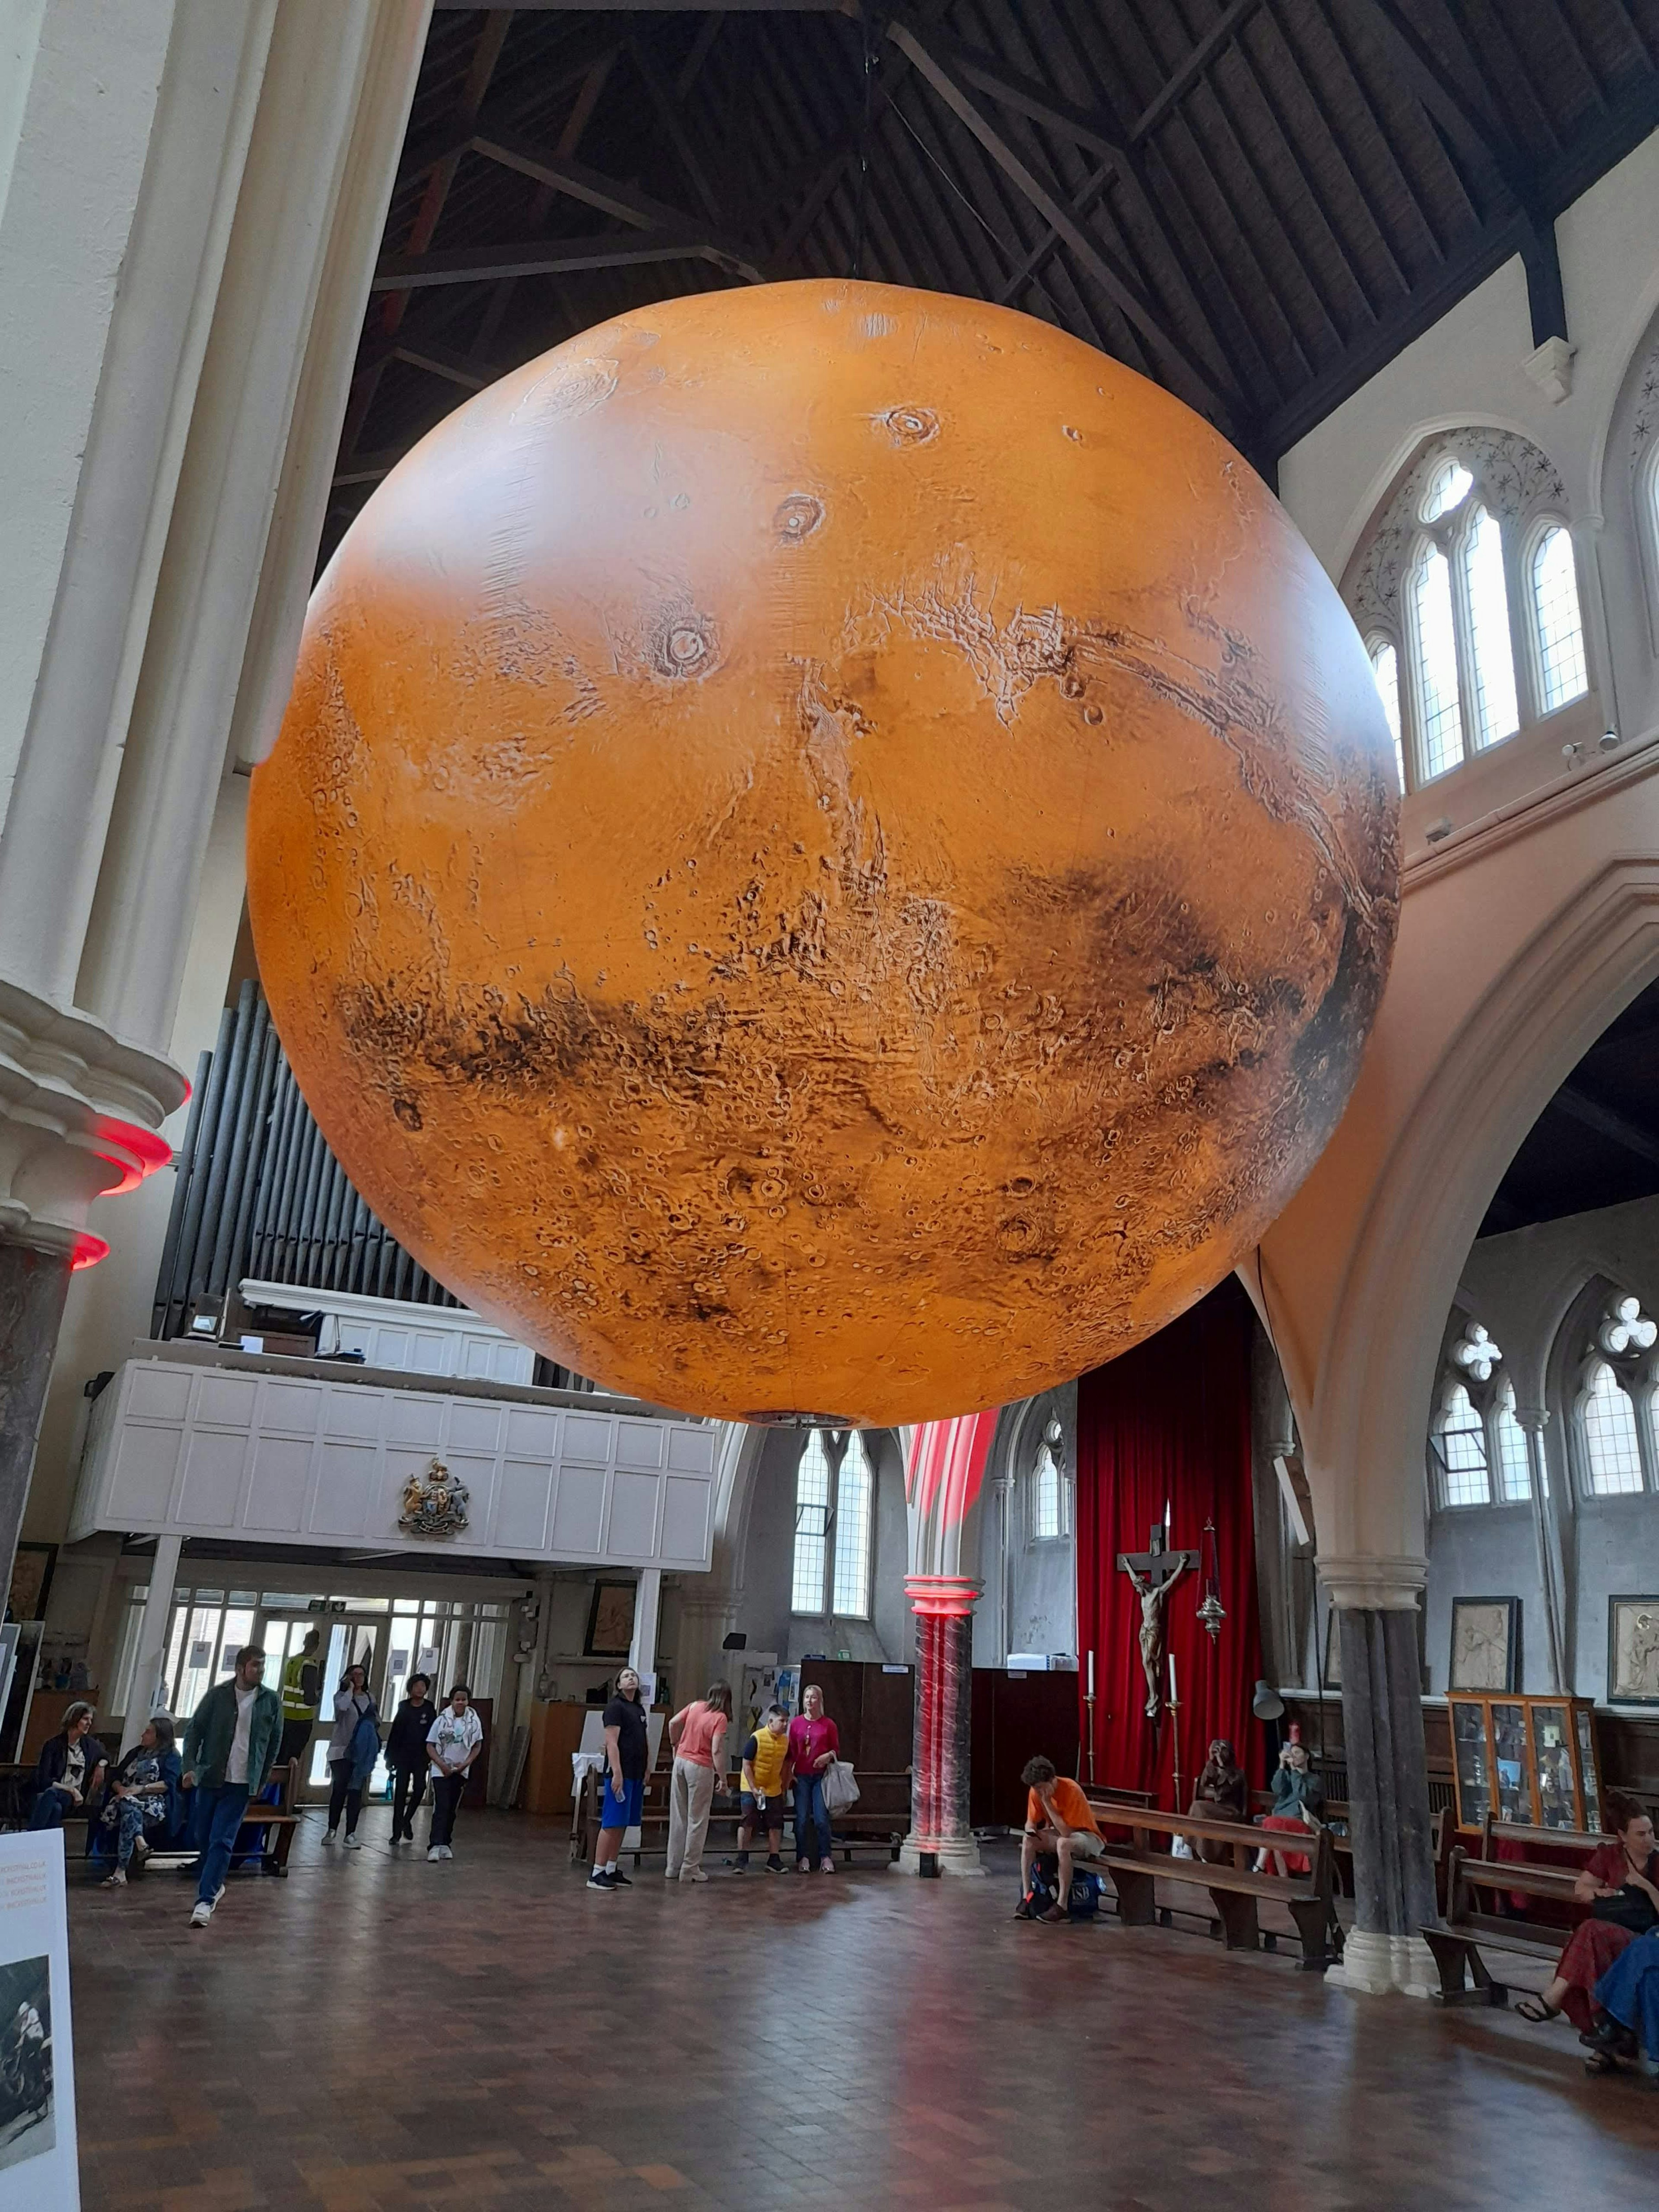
850 9 878 280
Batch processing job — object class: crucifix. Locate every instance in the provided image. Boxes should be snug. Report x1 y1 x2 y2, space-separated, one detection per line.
1117 1522 1199 1721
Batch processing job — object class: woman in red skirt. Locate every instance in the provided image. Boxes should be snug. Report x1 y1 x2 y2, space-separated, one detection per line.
1516 1792 1658 2052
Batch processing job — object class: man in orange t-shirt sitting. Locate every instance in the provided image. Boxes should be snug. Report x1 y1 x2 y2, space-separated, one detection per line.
1016 1754 1104 1923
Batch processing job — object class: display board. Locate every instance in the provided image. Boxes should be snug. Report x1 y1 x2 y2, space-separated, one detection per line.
0 1830 77 2207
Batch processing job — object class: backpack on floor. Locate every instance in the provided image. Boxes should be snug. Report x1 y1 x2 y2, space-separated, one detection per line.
1026 1856 1104 1921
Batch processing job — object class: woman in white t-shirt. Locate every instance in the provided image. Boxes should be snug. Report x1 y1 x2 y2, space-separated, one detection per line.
425 1684 484 1862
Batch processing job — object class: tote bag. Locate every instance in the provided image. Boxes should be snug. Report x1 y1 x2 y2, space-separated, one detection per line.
821 1758 860 1815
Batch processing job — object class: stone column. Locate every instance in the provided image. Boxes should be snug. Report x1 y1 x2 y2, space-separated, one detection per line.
1319 1557 1438 1997
119 1534 183 1757
629 1567 662 1679
896 1575 985 1876
1516 1405 1568 1693
0 1243 73 1605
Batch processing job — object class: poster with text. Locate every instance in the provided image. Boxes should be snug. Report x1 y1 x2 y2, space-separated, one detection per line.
0 1830 77 2207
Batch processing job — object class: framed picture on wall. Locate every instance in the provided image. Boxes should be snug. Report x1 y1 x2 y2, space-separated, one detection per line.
584 1581 636 1659
1607 1596 1659 1705
1322 1610 1341 1690
1449 1597 1521 1692
5 1541 56 1627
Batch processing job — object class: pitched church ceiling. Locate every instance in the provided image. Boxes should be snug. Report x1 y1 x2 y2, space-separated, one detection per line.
1482 976 1659 1235
324 0 1659 562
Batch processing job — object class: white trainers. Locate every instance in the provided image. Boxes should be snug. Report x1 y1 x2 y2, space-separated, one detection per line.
342 1834 362 1851
679 1869 709 1883
189 1900 213 1927
427 1846 442 1862
321 1827 337 1846
213 1885 226 1907
441 1845 454 1860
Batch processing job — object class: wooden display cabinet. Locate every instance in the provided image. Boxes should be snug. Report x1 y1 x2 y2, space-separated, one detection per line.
1447 1692 1604 1835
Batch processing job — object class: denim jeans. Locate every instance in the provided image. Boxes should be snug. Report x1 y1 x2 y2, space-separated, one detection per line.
26 1787 71 1831
191 1781 251 1906
794 1770 832 1862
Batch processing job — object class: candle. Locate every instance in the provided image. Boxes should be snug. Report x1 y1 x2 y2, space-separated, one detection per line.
1164 1498 1171 1534
1168 1651 1178 1702
1087 1649 1095 1697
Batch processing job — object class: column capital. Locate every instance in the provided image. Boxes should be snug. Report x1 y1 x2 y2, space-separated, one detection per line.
1513 1404 1551 1434
904 1574 982 1618
1316 1554 1426 1611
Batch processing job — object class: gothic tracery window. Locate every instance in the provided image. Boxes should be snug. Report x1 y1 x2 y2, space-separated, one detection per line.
1429 1321 1526 1509
1347 430 1590 795
792 1429 879 1618
1030 1417 1067 1543
1573 1295 1658 1499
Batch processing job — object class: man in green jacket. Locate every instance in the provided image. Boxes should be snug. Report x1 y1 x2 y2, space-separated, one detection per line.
181 1646 282 1929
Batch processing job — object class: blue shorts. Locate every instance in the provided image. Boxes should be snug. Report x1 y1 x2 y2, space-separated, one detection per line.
599 1774 643 1830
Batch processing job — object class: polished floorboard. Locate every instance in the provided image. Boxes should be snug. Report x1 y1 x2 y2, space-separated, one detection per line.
70 1808 1656 2211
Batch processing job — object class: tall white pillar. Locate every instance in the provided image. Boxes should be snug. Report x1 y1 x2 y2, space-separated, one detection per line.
120 1534 182 1756
629 1568 662 1681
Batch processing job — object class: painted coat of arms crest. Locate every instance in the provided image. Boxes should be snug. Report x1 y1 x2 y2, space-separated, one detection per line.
399 1458 470 1539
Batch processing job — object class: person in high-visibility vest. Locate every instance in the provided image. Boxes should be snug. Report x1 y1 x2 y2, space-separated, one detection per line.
276 1627 323 1780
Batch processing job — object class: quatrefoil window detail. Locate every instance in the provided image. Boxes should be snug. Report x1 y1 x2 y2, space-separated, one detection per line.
1597 1295 1658 1359
1452 1324 1503 1382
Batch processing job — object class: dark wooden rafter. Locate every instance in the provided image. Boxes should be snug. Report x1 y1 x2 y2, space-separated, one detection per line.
325 0 1659 551
882 14 1246 392
887 15 1246 428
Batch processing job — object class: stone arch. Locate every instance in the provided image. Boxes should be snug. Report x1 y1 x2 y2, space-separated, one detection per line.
1288 853 1659 1585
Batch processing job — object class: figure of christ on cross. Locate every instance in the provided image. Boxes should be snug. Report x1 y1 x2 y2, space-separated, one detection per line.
1117 1525 1200 1720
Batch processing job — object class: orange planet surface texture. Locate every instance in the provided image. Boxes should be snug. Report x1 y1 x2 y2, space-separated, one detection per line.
249 279 1399 1427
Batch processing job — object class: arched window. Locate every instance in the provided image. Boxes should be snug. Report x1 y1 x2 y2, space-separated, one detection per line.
1422 458 1472 520
832 1431 874 1618
1531 524 1588 711
791 1431 832 1614
1493 1379 1532 1503
792 1429 880 1618
1367 637 1405 790
1411 540 1463 779
1031 1418 1066 1541
1343 430 1586 793
1462 505 1519 746
1580 1360 1644 1496
1433 1382 1491 1507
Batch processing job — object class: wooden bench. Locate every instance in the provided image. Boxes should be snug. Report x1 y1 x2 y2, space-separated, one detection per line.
1086 1804 1338 1970
1419 1818 1607 2006
568 1764 909 1868
135 1758 303 1880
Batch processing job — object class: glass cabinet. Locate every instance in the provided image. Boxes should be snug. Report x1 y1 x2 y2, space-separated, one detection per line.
1446 1693 1604 1834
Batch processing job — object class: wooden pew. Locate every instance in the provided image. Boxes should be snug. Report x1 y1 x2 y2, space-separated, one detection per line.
567 1764 911 1867
1084 1803 1338 1970
1416 1819 1607 2005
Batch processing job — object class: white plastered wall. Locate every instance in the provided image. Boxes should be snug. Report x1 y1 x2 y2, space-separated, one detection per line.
1258 127 1659 1605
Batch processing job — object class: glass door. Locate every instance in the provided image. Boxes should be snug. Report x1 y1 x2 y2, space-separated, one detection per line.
293 1618 385 1801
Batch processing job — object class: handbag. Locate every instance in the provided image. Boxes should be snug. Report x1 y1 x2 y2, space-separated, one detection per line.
821 1758 860 1815
1591 1885 1658 1935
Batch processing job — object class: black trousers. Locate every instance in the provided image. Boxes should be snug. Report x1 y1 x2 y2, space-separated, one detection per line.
390 1764 426 1835
276 1718 314 1777
327 1760 362 1836
429 1774 464 1849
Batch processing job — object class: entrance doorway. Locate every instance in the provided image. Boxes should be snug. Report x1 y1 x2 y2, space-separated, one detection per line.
256 1612 386 1803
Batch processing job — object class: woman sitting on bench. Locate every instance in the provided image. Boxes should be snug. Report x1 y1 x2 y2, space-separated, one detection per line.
28 1702 107 1831
1516 1791 1657 2056
96 1716 183 1886
1259 1741 1324 1877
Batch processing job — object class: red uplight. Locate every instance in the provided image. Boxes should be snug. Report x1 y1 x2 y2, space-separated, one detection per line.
71 1231 110 1271
88 1116 175 1196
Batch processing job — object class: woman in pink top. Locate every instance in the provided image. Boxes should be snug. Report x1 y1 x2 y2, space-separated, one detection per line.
788 1684 840 1873
665 1681 732 1882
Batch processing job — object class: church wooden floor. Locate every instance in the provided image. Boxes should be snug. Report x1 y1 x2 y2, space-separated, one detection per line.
70 1811 1656 2212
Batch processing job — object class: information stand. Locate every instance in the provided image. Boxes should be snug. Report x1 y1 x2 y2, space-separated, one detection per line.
0 1829 77 2208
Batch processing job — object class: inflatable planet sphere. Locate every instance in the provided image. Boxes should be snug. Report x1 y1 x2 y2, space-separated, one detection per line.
249 280 1398 1427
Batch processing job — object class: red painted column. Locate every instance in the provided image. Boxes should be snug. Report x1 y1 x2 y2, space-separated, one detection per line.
901 1574 982 1875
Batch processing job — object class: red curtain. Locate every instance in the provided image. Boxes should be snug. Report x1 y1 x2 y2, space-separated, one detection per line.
1076 1279 1267 1804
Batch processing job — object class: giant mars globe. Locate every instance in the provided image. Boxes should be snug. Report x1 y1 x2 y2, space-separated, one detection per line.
248 280 1398 1426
